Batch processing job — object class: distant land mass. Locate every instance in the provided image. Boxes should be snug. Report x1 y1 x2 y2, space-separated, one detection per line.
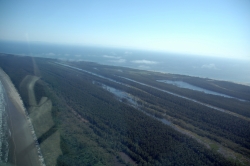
0 53 250 165
0 40 250 85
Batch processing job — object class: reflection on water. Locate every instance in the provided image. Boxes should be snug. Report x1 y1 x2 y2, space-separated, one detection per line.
93 81 138 108
104 85 138 106
157 80 245 101
57 62 243 119
93 81 173 127
119 76 230 113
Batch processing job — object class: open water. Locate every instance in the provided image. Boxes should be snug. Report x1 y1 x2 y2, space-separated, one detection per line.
1 40 250 85
0 81 9 163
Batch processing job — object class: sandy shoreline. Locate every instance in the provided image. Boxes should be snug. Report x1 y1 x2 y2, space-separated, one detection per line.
0 68 42 166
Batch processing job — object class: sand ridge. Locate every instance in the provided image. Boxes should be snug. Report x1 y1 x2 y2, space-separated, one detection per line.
0 67 45 166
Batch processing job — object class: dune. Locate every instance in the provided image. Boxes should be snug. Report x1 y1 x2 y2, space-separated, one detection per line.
0 68 44 166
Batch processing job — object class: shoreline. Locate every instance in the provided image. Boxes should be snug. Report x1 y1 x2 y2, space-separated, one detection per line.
0 68 42 166
57 58 250 87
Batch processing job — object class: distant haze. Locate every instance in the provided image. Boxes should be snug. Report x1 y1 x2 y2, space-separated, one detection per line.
0 0 250 59
0 41 250 85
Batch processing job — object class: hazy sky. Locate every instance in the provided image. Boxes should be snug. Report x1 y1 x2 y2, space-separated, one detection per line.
0 0 249 58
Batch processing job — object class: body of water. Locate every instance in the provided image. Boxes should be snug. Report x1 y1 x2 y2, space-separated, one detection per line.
157 80 245 101
1 40 250 85
95 81 173 126
0 81 9 163
58 63 240 116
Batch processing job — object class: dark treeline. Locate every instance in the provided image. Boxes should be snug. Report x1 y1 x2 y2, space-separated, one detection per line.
84 64 250 119
65 62 250 156
38 60 236 165
72 60 250 101
184 77 250 101
0 54 242 165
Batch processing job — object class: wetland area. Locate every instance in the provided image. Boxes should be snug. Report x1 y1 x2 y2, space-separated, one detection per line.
0 54 250 166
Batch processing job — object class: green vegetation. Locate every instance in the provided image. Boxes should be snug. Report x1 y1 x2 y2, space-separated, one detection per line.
1 54 249 165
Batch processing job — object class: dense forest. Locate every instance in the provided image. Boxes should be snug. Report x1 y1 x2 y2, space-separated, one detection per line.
1 54 249 165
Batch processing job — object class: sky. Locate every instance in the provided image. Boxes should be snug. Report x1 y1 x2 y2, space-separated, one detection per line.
0 0 250 59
